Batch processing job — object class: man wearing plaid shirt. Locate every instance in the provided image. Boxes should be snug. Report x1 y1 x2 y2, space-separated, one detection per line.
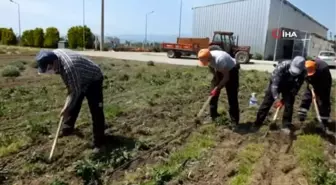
35 49 106 151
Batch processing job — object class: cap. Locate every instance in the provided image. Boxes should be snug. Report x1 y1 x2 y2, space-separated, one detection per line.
35 50 58 73
305 60 316 76
197 48 211 66
289 56 306 76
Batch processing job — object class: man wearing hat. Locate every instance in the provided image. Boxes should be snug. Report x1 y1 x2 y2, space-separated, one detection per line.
253 56 306 134
35 49 106 151
298 59 332 132
197 49 240 125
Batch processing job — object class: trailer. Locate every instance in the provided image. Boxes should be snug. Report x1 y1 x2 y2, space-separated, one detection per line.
161 31 252 64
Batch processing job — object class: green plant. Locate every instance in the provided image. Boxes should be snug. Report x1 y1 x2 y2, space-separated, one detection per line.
50 179 69 185
74 159 102 185
30 61 38 68
306 56 314 60
10 60 26 71
1 65 20 77
26 120 50 141
253 52 263 60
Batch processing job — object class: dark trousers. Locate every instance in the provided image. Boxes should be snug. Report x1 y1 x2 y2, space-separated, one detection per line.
300 83 331 124
255 81 295 127
210 65 240 124
62 78 106 146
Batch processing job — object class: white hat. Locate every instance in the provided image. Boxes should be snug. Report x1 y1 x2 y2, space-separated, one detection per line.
289 56 305 76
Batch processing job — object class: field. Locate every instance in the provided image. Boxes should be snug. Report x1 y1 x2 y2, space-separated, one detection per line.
0 49 335 185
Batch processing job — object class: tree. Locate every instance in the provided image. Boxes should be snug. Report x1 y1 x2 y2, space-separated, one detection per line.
1 28 17 45
33 28 44 47
67 25 94 49
44 27 60 48
21 30 34 46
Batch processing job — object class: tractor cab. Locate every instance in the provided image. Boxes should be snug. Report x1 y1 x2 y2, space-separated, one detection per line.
209 31 251 64
210 31 236 57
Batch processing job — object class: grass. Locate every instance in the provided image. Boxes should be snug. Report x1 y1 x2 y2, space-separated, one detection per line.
140 125 216 185
229 143 264 185
0 54 335 185
294 135 336 185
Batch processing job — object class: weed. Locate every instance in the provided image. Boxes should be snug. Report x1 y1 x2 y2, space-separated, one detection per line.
93 147 132 168
1 65 20 77
119 74 130 81
0 133 30 157
10 60 26 70
147 61 155 66
30 61 38 68
74 159 103 185
104 104 123 119
26 120 50 141
230 143 264 185
50 179 69 185
294 135 336 185
143 125 216 184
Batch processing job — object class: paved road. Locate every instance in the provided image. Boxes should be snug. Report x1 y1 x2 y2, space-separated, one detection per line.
78 51 336 79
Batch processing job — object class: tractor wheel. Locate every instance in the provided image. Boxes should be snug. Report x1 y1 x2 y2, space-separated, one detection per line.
167 50 175 58
175 52 182 58
209 45 222 51
235 51 250 64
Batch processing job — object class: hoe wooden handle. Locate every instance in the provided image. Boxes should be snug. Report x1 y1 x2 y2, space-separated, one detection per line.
49 116 64 161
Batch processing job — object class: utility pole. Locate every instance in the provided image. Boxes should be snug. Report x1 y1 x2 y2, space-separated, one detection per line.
9 0 21 44
100 0 104 51
178 0 182 38
143 11 154 50
83 0 86 50
273 0 284 61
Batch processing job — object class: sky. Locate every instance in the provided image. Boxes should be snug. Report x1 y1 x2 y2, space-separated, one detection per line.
0 0 335 40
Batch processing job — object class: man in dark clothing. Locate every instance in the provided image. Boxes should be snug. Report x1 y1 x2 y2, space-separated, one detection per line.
253 56 307 133
35 49 106 151
298 59 332 132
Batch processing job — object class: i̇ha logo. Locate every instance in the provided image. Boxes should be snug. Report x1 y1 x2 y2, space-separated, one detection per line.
272 28 298 39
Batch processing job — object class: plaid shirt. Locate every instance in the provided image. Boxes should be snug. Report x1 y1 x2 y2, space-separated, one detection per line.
52 49 103 110
270 60 305 99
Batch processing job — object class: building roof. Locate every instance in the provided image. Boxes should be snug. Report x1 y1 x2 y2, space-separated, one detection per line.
192 0 328 31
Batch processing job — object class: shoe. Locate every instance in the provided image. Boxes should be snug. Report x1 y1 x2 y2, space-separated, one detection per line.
59 128 74 137
203 117 217 124
251 121 263 132
281 124 295 136
92 146 106 155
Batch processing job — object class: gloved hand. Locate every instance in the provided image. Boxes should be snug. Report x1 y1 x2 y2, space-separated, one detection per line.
210 87 219 97
273 99 284 108
298 108 307 122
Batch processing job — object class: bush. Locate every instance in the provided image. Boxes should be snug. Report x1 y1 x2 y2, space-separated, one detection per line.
67 26 94 49
253 52 263 60
33 28 44 47
44 27 60 48
1 65 21 77
306 56 314 60
30 61 38 68
21 30 35 47
10 60 26 71
1 28 17 45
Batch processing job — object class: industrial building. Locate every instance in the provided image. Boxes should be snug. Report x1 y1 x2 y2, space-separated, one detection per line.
192 0 335 60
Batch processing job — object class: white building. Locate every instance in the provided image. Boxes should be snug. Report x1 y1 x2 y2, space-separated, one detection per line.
192 0 334 60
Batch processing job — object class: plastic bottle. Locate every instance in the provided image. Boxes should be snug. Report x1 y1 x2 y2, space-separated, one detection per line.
249 92 258 107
